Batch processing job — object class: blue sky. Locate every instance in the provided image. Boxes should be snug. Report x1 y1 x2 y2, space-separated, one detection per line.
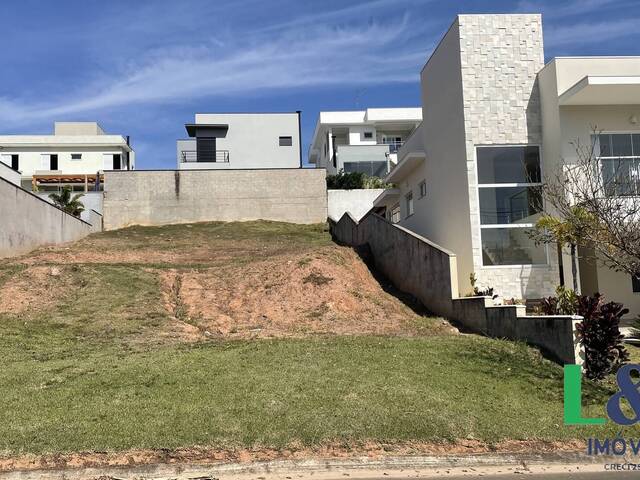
1 0 639 168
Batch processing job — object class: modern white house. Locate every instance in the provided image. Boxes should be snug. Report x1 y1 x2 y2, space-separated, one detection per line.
308 108 422 177
0 122 134 192
176 112 302 170
372 14 640 317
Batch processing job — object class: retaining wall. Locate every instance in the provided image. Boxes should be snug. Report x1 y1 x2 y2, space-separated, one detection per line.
327 189 384 222
103 169 327 230
0 177 101 258
330 211 583 364
0 162 21 186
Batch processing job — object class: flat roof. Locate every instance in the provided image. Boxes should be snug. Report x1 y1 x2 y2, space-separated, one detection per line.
185 124 229 137
559 75 640 105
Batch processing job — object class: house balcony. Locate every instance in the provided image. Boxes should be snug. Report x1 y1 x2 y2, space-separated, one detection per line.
334 144 400 177
180 150 230 163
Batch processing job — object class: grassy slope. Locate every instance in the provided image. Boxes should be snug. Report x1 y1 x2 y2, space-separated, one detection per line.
0 221 635 455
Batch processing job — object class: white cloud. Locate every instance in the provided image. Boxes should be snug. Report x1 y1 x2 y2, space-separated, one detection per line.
0 7 435 128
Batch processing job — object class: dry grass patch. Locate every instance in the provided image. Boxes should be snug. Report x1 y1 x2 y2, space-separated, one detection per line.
158 249 454 339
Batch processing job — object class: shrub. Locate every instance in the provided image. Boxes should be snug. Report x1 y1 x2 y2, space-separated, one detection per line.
326 170 393 190
540 287 628 380
575 294 629 380
540 286 579 315
468 272 494 297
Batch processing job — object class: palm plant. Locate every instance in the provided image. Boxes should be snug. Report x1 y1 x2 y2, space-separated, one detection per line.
49 186 85 217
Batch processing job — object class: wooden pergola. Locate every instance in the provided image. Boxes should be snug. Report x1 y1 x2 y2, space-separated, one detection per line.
32 173 104 192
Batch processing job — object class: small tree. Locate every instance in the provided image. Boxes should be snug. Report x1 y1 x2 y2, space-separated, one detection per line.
540 129 640 280
49 186 85 217
529 207 596 292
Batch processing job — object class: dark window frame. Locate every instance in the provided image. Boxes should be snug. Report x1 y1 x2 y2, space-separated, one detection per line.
476 145 546 266
279 136 293 147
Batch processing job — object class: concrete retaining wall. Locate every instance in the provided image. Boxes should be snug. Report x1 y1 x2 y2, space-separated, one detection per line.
0 162 21 186
0 177 101 258
330 211 583 364
327 189 384 222
103 169 327 230
331 211 459 318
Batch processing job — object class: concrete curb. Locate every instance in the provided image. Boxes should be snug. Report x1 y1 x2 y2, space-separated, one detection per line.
0 452 612 480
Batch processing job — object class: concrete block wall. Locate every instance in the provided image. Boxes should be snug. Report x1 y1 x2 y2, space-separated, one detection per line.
331 211 460 318
103 169 327 230
456 14 559 299
0 177 99 258
330 211 582 364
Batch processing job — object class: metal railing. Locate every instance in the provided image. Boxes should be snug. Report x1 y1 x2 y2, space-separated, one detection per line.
180 150 230 163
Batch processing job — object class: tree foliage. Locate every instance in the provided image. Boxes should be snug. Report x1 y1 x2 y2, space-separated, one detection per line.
540 129 640 279
326 170 393 190
49 186 85 217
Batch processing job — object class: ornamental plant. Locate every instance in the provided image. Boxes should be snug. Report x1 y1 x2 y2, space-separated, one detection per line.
575 294 629 380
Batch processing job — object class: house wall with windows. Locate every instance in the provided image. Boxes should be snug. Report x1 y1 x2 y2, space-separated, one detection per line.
379 14 558 299
176 113 302 170
308 108 422 177
538 57 640 317
0 122 134 191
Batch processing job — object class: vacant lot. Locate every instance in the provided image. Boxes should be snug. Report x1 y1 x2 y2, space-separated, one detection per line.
0 221 634 466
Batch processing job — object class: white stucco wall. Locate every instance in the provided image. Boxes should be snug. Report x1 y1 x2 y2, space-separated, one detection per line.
178 113 301 169
327 189 384 221
0 160 21 185
389 19 475 296
539 57 640 314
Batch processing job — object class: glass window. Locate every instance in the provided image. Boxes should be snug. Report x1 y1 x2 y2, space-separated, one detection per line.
481 228 547 266
611 134 633 157
477 146 541 184
363 132 373 139
633 275 640 293
419 180 427 198
405 192 414 217
479 186 542 224
477 145 544 266
279 136 293 146
390 204 400 224
71 153 82 160
343 161 387 177
597 133 640 197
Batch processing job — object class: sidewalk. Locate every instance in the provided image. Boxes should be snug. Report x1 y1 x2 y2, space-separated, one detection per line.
0 453 613 480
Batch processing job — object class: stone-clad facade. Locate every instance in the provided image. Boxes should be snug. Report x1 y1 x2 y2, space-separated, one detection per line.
458 14 559 299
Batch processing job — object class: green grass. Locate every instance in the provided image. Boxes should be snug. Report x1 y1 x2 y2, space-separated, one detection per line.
0 221 636 456
0 334 632 455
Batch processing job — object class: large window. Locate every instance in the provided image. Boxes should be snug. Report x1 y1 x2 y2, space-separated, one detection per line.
343 161 387 177
405 191 414 217
633 275 640 294
477 146 546 266
595 133 640 196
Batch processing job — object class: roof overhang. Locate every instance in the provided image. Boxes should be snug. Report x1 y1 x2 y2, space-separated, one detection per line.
385 151 426 183
185 124 229 137
373 188 401 208
559 75 640 105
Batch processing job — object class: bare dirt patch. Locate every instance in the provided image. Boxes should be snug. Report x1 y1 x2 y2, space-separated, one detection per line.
158 247 455 338
0 266 71 314
0 439 586 473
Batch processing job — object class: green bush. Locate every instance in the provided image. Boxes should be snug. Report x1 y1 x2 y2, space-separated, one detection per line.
326 170 393 190
542 287 628 380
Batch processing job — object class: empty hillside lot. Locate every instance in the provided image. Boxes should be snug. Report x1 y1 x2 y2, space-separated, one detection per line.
0 221 635 467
